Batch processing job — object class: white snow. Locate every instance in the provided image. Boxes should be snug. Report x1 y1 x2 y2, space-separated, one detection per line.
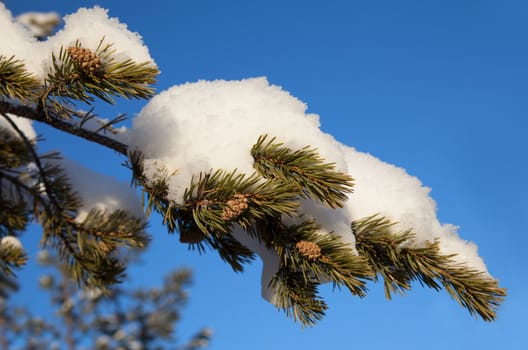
46 7 154 68
1 4 149 225
0 4 39 75
339 144 487 272
0 4 155 80
130 77 490 300
0 113 37 141
231 225 280 300
56 157 145 223
1 3 491 302
0 236 23 250
130 78 346 203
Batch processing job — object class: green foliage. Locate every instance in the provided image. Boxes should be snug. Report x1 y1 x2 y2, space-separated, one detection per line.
353 214 506 321
0 112 148 291
0 37 158 147
352 215 415 297
0 127 34 275
0 243 27 278
0 251 211 350
0 34 159 293
0 128 33 238
44 39 158 114
0 56 40 103
132 135 369 325
262 219 373 326
271 269 327 326
272 220 373 296
182 170 300 235
133 134 506 326
252 134 354 208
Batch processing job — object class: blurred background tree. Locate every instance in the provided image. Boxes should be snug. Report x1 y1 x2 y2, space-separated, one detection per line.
0 251 212 350
0 10 211 350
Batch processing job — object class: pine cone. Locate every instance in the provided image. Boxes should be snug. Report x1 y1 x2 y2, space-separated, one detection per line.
67 46 102 75
221 193 249 221
295 240 322 260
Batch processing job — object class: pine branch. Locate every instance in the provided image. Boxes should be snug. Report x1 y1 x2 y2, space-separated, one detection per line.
0 243 27 277
252 134 354 208
177 170 300 271
270 268 327 327
200 234 255 272
251 218 372 326
0 198 30 237
1 113 147 290
260 219 373 296
300 231 373 296
0 39 158 155
130 141 368 326
399 241 506 321
0 271 19 299
352 215 414 298
128 135 506 325
43 40 158 109
0 102 128 155
181 170 300 235
74 209 150 255
353 214 507 321
0 55 40 103
0 128 34 237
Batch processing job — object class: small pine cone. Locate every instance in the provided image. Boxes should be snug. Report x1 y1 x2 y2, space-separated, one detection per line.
295 240 322 260
67 46 101 75
221 194 249 221
180 229 206 244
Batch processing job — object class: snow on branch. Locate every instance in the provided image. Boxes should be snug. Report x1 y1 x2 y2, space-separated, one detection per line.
0 4 506 325
129 78 505 324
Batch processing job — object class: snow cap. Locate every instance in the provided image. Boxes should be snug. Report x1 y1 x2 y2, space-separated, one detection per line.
130 77 490 299
57 157 145 223
0 5 155 79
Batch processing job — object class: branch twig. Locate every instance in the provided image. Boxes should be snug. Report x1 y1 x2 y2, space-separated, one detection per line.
1 111 94 276
0 101 128 156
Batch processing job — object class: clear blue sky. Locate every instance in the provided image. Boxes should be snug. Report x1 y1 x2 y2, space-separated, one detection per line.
5 1 527 349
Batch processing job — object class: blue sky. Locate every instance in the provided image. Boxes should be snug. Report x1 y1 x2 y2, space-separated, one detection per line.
5 1 528 349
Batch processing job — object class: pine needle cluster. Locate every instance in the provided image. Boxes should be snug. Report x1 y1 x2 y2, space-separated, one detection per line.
353 215 506 321
252 135 354 208
44 39 158 111
0 37 158 111
1 112 149 290
0 37 158 149
131 134 506 326
130 137 370 326
0 56 40 103
1 34 161 291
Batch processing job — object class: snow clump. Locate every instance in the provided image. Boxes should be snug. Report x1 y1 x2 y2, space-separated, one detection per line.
0 4 155 80
1 236 23 250
129 77 489 301
57 157 146 223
